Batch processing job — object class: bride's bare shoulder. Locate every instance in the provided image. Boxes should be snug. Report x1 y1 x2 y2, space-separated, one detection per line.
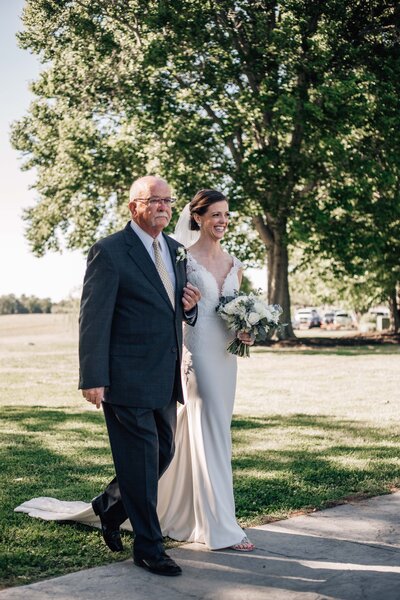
186 242 200 255
186 247 199 263
226 253 244 270
222 251 238 265
223 251 234 259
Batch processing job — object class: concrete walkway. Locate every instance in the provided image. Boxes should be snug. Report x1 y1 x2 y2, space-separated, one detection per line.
1 492 399 600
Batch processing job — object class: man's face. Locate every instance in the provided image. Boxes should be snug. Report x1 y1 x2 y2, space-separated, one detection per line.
129 179 172 237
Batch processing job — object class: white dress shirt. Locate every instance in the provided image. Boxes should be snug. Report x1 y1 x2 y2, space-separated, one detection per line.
130 220 176 289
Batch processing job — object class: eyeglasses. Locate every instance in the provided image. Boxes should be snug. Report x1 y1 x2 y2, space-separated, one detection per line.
134 197 176 206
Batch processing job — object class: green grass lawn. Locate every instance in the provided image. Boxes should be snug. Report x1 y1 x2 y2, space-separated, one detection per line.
1 314 399 588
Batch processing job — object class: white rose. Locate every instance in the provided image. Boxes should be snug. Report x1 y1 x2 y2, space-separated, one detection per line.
223 302 237 315
247 311 260 325
253 300 266 315
264 308 273 321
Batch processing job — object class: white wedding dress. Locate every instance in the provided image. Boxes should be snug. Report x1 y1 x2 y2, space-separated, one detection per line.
15 253 246 549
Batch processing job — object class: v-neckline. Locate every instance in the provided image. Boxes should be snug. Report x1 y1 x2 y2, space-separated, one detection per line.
188 252 235 296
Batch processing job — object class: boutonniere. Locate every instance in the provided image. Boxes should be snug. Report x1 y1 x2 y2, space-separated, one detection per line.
176 246 187 263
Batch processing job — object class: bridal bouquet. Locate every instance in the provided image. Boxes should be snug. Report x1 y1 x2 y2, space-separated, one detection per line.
216 291 283 357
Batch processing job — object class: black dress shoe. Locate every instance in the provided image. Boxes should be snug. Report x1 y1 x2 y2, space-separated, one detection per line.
134 553 182 576
92 498 123 553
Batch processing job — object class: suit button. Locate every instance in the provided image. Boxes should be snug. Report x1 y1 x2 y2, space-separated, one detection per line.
171 347 177 353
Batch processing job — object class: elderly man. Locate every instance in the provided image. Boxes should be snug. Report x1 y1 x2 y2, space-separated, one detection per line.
79 175 200 576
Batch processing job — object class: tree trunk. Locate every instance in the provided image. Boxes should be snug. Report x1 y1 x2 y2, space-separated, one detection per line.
267 234 295 339
389 284 400 333
253 215 295 339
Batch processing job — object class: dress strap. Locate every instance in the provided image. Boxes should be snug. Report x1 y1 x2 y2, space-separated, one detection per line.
231 255 244 271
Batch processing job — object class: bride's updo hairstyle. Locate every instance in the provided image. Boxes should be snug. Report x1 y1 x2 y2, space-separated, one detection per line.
189 189 227 231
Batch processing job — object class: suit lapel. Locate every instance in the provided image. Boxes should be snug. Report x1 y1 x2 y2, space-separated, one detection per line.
123 224 174 310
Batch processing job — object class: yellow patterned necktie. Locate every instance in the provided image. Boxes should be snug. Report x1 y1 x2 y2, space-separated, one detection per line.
152 239 175 309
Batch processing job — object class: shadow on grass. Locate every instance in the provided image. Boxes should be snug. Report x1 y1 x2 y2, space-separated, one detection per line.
0 406 135 588
2 405 105 434
0 406 114 498
231 414 400 523
1 407 400 588
232 414 399 441
259 332 400 352
255 345 400 356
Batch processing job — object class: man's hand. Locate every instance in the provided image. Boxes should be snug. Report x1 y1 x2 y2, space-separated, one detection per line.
182 282 201 311
82 387 105 409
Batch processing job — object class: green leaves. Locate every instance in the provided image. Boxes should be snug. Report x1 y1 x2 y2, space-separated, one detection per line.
11 0 400 326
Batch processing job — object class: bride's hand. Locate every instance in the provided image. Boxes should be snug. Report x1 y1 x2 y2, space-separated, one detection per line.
237 331 255 346
182 282 201 311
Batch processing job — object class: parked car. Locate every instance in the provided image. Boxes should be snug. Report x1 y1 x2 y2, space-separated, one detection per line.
332 310 356 329
293 308 322 329
322 311 335 326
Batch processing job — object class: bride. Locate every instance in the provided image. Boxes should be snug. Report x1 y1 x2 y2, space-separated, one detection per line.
15 189 255 552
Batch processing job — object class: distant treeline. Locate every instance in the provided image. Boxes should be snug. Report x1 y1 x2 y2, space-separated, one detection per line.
0 294 78 315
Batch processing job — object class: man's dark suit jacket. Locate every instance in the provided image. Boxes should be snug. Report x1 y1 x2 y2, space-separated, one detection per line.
79 221 195 408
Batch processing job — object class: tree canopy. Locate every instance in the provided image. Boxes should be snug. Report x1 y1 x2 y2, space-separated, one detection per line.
12 0 400 335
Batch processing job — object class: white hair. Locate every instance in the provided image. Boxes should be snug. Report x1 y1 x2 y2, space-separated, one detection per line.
129 176 170 202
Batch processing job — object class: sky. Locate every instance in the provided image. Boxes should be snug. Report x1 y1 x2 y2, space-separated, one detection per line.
0 1 265 302
0 0 86 302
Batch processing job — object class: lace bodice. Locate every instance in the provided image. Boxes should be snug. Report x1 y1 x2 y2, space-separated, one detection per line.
183 252 243 357
186 253 243 318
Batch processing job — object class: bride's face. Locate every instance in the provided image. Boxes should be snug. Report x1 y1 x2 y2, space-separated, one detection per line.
197 200 230 241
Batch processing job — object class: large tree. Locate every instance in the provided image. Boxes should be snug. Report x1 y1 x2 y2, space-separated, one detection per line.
291 11 400 330
12 0 399 337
